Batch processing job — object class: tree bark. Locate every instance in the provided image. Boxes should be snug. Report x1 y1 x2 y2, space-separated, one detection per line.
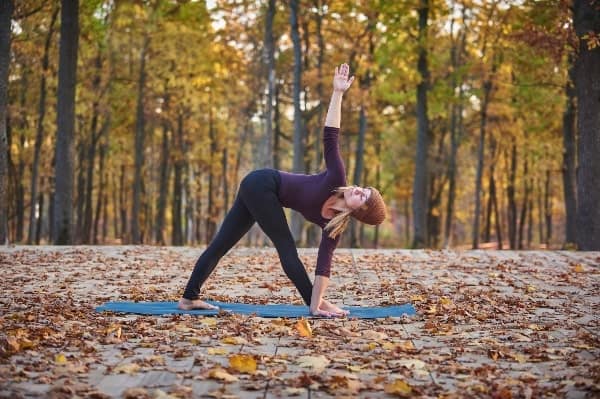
472 70 495 249
544 169 552 245
28 5 58 244
15 69 30 243
263 0 275 168
412 0 430 248
507 138 517 249
0 0 13 244
517 157 530 249
313 0 325 170
75 140 86 242
562 54 577 245
53 0 79 245
206 104 217 243
83 50 103 243
93 137 107 244
173 112 184 246
131 33 149 244
156 83 171 245
573 0 600 250
290 0 304 243
119 164 127 241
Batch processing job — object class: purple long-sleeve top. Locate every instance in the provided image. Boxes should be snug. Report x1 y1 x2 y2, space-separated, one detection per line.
277 126 346 277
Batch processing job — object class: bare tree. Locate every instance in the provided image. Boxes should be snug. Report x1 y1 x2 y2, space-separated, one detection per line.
53 0 79 244
0 0 14 244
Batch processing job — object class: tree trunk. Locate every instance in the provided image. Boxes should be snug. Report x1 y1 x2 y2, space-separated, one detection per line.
313 0 325 170
222 146 229 213
544 169 552 246
53 0 80 245
173 112 184 246
35 177 44 244
527 196 534 248
0 0 12 244
350 104 368 248
119 164 127 241
484 173 493 243
562 54 577 245
14 69 30 243
206 104 217 243
412 0 430 248
263 0 275 168
274 83 282 170
507 139 517 249
93 138 107 244
472 72 494 249
111 172 118 239
28 5 58 244
573 0 600 250
374 137 382 248
492 171 503 249
289 0 305 244
75 140 86 242
517 158 529 249
83 50 103 243
443 0 468 249
156 84 170 245
131 34 149 244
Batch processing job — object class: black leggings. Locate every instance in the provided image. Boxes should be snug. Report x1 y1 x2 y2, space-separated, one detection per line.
182 169 314 305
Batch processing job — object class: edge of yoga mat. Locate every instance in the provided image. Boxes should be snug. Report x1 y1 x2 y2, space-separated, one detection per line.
95 301 416 319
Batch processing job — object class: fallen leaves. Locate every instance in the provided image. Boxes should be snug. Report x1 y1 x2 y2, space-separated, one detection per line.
207 367 238 382
113 363 140 374
384 379 413 396
295 318 312 338
228 354 257 374
296 355 330 372
1 247 597 399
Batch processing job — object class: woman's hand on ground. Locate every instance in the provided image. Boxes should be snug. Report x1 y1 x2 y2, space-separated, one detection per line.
333 63 355 93
178 298 219 311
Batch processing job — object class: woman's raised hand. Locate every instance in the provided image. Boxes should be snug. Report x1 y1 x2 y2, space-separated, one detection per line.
333 63 355 93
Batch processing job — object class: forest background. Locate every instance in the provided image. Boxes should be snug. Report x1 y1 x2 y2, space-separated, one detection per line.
0 0 599 250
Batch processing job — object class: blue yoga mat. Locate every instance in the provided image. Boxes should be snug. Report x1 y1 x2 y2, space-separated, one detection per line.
96 301 416 319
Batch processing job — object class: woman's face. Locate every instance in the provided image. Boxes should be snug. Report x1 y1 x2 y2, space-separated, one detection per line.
343 186 371 210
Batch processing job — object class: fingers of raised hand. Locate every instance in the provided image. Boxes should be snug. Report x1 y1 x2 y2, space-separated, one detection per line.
347 75 355 87
342 63 349 76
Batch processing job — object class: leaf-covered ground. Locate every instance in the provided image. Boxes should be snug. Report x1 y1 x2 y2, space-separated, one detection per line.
0 246 598 398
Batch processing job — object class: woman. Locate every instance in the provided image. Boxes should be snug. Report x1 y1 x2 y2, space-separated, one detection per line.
179 63 387 317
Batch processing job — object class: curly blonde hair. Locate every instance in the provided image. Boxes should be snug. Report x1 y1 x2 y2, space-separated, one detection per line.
323 186 355 239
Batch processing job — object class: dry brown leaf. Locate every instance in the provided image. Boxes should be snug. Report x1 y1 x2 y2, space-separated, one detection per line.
207 347 228 355
296 355 330 372
228 354 257 374
384 379 412 396
113 363 140 374
221 336 246 345
295 318 312 338
207 367 238 382
54 353 68 364
361 330 387 340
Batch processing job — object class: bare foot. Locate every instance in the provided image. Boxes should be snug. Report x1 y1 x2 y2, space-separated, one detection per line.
320 300 349 316
178 298 219 311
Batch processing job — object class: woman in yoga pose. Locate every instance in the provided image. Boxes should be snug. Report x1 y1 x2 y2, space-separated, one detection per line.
179 63 387 317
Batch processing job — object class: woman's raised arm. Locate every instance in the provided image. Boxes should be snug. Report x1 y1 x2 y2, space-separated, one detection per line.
324 63 355 128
